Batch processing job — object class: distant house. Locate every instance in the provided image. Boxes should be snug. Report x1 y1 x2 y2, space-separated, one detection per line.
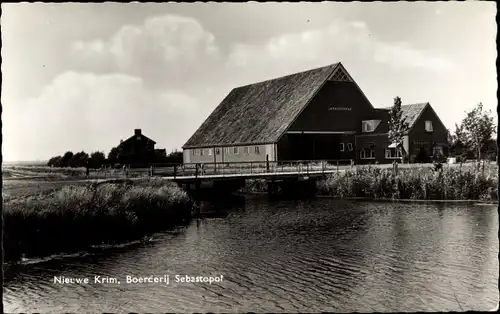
117 129 157 165
182 62 448 164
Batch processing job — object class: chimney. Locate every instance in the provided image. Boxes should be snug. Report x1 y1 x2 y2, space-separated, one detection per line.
134 129 141 136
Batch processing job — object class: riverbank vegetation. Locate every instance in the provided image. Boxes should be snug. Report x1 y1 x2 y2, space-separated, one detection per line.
244 163 498 201
3 178 194 262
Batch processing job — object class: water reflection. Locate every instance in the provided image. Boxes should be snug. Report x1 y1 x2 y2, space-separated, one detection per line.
3 198 498 312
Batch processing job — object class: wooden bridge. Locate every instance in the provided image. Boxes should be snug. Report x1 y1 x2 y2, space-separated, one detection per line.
97 160 352 198
135 159 352 181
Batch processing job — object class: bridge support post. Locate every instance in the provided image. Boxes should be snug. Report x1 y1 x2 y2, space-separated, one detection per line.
267 179 277 197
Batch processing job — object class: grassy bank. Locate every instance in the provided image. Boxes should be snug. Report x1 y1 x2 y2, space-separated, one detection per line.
3 178 194 262
244 164 498 201
2 165 129 181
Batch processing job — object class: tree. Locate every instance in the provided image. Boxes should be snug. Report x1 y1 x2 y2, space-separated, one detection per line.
68 151 89 167
47 155 63 167
461 102 496 160
89 151 106 168
61 151 74 167
388 97 410 162
107 146 121 163
448 123 468 159
165 151 183 164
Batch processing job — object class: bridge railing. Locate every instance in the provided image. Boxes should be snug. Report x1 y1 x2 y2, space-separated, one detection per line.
143 159 354 178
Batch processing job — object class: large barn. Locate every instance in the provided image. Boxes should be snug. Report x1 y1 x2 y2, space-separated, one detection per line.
182 62 448 164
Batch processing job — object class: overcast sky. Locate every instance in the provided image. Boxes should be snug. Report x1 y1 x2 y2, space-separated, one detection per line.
2 2 497 162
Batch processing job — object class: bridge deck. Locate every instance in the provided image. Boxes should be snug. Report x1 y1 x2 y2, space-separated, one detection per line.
163 169 339 181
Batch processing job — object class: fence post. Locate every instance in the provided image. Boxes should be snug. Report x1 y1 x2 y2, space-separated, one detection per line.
266 155 270 173
174 165 177 179
195 163 198 178
336 161 339 173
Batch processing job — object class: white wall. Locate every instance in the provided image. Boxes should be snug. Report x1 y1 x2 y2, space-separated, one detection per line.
183 144 276 164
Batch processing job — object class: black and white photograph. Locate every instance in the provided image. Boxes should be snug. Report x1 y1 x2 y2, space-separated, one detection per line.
2 2 498 312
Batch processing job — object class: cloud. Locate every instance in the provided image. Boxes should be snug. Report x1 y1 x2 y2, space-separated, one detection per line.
2 71 204 161
71 14 452 90
70 14 220 88
225 19 453 74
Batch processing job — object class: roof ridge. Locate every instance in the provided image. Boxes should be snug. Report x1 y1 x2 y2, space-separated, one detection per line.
234 62 340 90
379 102 429 109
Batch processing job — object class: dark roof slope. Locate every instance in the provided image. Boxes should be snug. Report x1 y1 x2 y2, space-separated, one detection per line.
380 102 429 130
183 63 339 148
121 134 156 145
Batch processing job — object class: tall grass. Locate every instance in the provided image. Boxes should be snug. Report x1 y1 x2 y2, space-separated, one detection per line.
316 165 498 201
3 179 194 262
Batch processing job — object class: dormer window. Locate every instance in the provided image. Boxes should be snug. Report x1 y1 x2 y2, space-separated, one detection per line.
425 120 433 132
362 121 374 132
362 120 381 133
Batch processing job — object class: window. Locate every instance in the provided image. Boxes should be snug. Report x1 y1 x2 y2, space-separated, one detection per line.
347 143 353 151
360 148 375 159
329 67 351 82
340 143 345 152
244 146 250 154
193 149 197 156
216 148 221 155
255 146 260 154
136 136 141 140
362 121 374 132
225 147 230 155
385 148 402 159
425 120 433 132
200 149 204 156
208 148 213 156
234 147 239 154
413 140 429 151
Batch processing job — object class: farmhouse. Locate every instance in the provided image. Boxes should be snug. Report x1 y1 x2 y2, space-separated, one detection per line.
182 62 448 164
116 129 158 164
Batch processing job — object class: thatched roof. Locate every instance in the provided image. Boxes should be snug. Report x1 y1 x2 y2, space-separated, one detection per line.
183 63 340 149
381 103 429 129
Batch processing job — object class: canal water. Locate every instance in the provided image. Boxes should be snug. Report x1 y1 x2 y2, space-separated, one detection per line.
3 196 498 312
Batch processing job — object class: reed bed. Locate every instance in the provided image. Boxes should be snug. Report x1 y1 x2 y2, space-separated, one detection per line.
3 179 194 262
244 164 498 201
317 164 498 201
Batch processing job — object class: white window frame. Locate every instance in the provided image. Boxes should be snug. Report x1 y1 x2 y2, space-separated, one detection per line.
347 143 353 151
340 143 345 152
244 146 250 154
225 147 230 155
255 146 260 154
234 147 239 155
208 148 212 156
385 148 402 159
215 148 221 155
193 149 197 156
425 120 433 132
360 148 376 160
200 149 204 156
